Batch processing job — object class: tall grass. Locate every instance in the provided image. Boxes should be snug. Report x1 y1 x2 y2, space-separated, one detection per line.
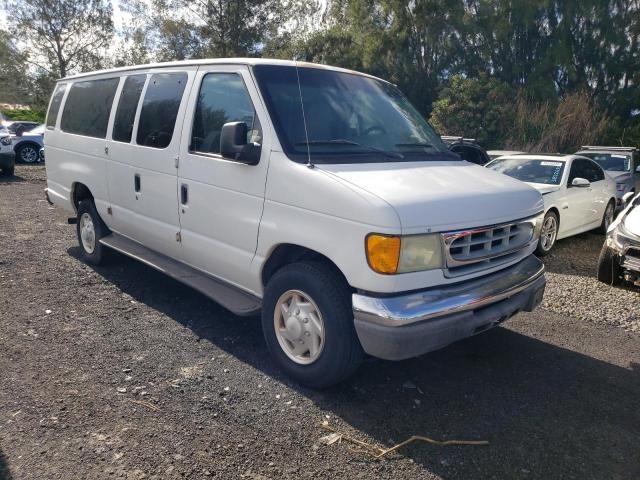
505 91 609 153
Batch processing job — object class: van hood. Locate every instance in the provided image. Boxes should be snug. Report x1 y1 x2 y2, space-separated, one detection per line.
526 183 561 196
318 161 544 232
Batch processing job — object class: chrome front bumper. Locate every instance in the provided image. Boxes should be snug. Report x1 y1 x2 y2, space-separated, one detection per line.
352 255 545 360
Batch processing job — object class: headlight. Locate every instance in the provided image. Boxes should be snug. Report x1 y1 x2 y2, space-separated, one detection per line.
0 137 11 146
616 183 627 192
532 211 545 240
366 233 443 274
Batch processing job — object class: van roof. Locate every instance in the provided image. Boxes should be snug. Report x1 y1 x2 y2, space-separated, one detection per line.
59 58 390 84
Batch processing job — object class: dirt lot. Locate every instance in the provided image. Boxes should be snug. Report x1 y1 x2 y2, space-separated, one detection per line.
1 165 639 480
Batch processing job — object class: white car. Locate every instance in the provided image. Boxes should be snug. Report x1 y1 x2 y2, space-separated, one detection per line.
487 150 525 161
487 154 617 254
44 59 547 387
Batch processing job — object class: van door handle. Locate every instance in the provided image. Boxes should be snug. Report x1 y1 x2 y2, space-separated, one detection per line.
181 184 188 205
134 174 141 192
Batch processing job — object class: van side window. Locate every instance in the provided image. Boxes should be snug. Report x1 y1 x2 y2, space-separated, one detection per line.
46 84 67 129
190 73 261 155
61 78 119 138
136 72 187 149
113 75 146 143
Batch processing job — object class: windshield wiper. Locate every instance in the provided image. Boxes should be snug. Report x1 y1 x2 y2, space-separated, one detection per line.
395 142 436 149
296 139 404 160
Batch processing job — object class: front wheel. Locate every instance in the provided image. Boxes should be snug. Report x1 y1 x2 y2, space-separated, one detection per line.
16 144 40 164
536 211 558 256
596 243 622 285
261 262 363 389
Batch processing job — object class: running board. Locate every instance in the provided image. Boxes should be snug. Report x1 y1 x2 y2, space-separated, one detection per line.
99 233 261 316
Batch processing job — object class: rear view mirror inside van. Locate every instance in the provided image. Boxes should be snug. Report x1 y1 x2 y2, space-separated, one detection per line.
220 121 261 165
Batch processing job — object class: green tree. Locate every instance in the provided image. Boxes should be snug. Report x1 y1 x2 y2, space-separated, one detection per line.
0 29 30 104
5 0 114 78
430 74 515 148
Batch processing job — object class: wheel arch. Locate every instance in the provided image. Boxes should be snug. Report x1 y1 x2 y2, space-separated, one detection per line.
261 243 350 289
14 140 42 157
70 182 94 213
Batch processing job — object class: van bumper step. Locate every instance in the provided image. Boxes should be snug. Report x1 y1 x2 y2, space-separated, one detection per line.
99 233 262 316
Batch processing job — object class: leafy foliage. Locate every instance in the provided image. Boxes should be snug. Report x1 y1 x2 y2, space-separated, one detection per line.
430 75 515 148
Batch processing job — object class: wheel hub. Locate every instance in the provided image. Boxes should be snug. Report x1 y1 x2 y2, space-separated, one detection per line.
274 290 325 365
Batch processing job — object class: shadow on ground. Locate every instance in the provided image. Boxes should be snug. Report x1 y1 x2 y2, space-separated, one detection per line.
73 246 640 480
0 448 12 480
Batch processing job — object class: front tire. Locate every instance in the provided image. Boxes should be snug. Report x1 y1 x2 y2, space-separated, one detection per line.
536 211 559 256
261 262 363 389
596 243 622 285
15 143 40 164
76 200 110 265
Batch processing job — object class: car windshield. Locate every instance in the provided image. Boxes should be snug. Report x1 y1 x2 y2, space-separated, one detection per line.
253 64 454 164
488 158 566 185
579 152 631 172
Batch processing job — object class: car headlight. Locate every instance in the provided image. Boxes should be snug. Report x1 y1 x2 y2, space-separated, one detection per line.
532 211 545 240
616 183 628 192
0 137 11 146
366 233 443 274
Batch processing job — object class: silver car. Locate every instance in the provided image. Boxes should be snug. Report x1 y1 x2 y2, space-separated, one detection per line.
12 123 45 163
576 146 640 208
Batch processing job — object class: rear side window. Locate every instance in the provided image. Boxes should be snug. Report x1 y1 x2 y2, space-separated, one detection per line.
113 75 146 143
137 73 187 149
190 73 261 155
61 78 119 138
46 84 67 129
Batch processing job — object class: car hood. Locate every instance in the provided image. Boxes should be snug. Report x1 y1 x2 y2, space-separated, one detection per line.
623 204 640 235
607 171 631 181
318 161 544 232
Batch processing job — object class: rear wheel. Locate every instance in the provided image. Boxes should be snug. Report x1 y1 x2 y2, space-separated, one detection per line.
261 262 363 388
596 243 622 285
536 211 558 256
76 200 110 265
599 200 615 234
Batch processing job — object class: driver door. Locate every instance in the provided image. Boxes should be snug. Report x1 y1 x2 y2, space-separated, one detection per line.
563 158 596 233
177 65 272 290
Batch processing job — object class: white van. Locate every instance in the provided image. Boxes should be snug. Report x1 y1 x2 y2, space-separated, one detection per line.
45 59 546 388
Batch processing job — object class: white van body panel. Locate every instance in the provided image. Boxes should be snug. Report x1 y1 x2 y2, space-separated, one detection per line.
318 161 545 233
45 58 544 299
177 65 274 293
106 67 198 260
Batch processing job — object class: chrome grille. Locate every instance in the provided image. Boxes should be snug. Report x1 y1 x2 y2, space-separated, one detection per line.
442 219 536 277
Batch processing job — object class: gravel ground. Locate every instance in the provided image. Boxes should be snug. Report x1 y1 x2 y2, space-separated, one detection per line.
541 233 640 332
1 165 639 480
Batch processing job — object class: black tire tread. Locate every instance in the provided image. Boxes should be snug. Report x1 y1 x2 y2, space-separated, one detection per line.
262 261 363 389
596 243 621 285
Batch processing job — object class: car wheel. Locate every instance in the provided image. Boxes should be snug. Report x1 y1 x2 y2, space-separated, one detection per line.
599 200 615 234
16 144 39 164
536 211 558 256
76 200 110 265
261 261 363 389
596 243 622 285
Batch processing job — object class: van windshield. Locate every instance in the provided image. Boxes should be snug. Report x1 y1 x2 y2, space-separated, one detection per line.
253 64 454 164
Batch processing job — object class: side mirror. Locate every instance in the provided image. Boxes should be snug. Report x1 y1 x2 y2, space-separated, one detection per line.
220 121 261 165
571 177 590 188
